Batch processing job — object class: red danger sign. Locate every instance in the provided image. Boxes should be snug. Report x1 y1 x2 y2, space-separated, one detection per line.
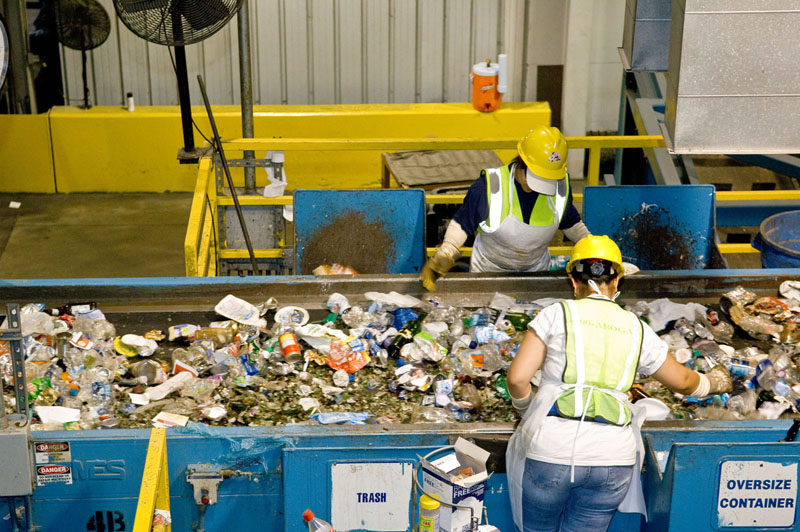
37 465 70 475
36 442 69 452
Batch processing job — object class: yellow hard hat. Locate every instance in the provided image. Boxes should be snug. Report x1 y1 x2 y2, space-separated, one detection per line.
566 235 624 277
517 126 568 184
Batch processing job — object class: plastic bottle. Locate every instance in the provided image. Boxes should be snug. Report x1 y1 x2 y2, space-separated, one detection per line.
419 495 441 532
479 343 505 372
727 389 757 416
194 326 236 348
302 510 333 532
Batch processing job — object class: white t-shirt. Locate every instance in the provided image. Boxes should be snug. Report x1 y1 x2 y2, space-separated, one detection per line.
525 295 668 466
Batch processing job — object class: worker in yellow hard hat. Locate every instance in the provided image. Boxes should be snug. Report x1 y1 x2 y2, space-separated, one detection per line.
505 235 732 532
420 125 591 291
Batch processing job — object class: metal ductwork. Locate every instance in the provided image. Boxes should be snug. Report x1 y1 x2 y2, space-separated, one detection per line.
664 0 800 154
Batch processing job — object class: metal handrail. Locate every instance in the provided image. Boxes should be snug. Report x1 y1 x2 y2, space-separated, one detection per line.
411 446 482 532
133 428 171 532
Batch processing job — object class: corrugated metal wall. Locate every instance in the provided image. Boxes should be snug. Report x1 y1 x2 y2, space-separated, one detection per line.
61 0 518 107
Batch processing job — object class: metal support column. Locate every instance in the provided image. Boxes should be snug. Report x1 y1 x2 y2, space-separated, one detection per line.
238 1 256 194
3 0 33 113
0 304 28 425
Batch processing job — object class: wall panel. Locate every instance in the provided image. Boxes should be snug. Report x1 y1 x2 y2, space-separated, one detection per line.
364 0 390 103
311 0 335 104
444 1 473 103
419 0 444 102
56 0 623 131
283 0 311 104
389 0 416 102
253 0 282 105
337 0 364 104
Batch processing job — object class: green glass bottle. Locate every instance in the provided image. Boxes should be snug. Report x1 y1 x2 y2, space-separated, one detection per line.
386 313 427 359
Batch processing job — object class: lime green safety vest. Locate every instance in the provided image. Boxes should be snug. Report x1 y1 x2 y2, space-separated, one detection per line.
555 298 644 426
477 163 569 233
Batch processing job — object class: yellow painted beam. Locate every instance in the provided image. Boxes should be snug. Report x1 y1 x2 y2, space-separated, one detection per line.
213 193 584 206
222 134 667 152
217 196 293 206
219 249 286 259
716 190 800 201
565 135 666 149
223 137 519 151
0 114 56 193
717 243 758 254
133 428 167 532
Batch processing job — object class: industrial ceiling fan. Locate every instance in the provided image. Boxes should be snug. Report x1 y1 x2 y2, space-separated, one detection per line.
111 0 244 161
53 0 111 109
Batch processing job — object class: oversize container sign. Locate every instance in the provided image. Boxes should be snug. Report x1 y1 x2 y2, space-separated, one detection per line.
331 462 412 532
717 460 798 528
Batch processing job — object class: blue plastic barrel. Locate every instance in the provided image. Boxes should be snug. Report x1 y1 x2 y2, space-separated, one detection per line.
752 210 800 268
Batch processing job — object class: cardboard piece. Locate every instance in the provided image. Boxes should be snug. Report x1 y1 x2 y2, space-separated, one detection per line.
421 438 491 532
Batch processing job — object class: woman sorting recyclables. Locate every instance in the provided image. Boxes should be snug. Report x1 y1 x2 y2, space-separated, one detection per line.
505 235 733 532
420 125 590 290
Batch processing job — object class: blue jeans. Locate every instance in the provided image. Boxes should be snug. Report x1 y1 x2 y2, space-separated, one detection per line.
521 458 633 532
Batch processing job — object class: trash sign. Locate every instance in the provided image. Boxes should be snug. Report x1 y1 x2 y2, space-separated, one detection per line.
36 464 73 486
331 462 413 532
717 460 798 528
34 441 71 464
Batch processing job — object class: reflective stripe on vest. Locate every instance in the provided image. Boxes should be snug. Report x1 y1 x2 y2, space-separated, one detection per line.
478 163 569 233
557 298 644 426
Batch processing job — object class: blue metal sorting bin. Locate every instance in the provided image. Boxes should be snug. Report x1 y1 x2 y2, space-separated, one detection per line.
642 420 800 532
583 185 716 270
293 189 426 275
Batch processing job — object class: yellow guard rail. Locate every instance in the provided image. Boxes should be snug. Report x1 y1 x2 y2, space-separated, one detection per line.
133 428 171 532
185 135 791 276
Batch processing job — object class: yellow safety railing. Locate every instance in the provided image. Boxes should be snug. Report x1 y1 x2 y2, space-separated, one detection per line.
185 154 217 277
133 428 171 532
185 134 794 275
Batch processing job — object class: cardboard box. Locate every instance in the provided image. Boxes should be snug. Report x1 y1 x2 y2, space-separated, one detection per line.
421 438 490 532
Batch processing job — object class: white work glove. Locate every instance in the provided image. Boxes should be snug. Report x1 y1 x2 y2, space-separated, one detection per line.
562 221 590 243
511 390 532 416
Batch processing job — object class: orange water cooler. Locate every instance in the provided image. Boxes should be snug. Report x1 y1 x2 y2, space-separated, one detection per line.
471 54 507 112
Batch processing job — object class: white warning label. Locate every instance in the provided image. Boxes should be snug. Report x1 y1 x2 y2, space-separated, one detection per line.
36 464 73 486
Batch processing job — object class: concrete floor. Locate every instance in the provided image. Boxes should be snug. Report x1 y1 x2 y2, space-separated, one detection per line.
0 193 193 278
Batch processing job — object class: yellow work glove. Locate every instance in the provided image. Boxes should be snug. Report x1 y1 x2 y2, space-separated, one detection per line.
419 253 456 292
707 365 733 395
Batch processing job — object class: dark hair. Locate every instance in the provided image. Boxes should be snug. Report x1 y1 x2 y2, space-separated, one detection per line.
569 259 619 285
510 155 527 171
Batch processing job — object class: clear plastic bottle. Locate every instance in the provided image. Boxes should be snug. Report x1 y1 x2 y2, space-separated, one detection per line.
479 343 505 372
727 389 757 416
302 510 333 532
